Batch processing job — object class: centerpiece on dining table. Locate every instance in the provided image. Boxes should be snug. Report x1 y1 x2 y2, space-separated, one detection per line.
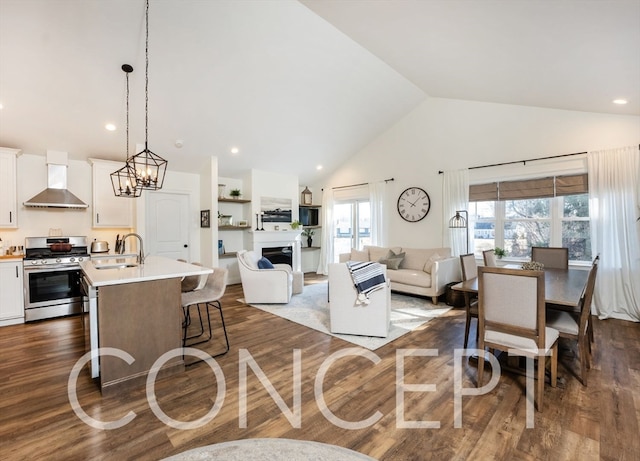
521 261 545 271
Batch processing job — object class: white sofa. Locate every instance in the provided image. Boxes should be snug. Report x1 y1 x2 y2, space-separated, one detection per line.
237 250 293 304
328 263 391 337
339 245 461 304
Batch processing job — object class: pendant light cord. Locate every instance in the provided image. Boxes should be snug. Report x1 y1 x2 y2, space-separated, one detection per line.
126 69 130 159
145 0 149 150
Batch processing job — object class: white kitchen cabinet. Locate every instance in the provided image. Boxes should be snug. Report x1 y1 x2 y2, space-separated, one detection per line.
0 148 21 228
0 259 24 326
89 159 134 228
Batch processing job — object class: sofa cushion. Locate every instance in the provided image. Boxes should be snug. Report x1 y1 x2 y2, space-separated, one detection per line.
350 248 369 261
424 253 444 274
399 248 436 271
391 268 432 288
365 245 402 263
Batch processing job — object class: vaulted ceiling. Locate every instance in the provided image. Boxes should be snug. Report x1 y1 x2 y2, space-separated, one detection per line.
1 0 638 185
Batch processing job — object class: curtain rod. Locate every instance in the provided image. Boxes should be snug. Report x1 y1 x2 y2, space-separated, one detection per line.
438 150 588 174
326 177 394 191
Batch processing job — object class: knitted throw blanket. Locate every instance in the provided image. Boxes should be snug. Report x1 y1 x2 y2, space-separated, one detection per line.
346 261 387 305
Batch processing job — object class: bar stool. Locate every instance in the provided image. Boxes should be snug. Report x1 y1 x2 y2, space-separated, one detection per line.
181 267 230 358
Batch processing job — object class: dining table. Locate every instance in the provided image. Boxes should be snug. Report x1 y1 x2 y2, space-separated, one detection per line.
451 266 590 310
452 265 591 380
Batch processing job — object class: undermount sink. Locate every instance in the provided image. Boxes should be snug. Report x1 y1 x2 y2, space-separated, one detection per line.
94 263 139 270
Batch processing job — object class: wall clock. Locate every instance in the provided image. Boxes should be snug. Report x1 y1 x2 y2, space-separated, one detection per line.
397 187 431 222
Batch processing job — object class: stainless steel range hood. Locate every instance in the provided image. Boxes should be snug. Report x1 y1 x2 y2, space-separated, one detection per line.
24 151 88 209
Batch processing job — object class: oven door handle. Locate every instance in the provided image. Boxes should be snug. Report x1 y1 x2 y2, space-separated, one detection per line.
24 264 82 272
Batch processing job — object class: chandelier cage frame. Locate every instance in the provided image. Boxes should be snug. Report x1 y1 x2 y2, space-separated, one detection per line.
111 64 142 198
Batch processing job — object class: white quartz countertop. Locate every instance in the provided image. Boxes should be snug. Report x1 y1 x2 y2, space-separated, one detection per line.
81 255 212 287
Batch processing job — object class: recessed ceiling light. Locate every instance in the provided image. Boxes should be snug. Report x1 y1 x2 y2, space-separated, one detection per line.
316 165 323 170
105 123 117 131
612 99 628 105
231 147 239 154
0 102 4 110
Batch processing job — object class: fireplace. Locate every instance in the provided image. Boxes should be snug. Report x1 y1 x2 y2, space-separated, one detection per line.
262 246 293 266
250 230 302 272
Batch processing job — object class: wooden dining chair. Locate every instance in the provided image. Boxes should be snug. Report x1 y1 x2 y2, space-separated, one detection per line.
483 249 497 267
531 246 569 269
460 253 478 348
477 266 558 412
545 258 598 385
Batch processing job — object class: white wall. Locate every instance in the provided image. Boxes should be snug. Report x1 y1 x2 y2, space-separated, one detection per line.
314 97 640 250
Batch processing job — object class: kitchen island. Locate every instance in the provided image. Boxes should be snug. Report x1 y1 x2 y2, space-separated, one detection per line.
81 256 212 395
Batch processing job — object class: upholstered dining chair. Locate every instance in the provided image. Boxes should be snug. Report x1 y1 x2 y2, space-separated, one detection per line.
531 246 569 269
482 249 497 267
477 266 558 412
177 260 203 292
181 267 230 358
460 253 479 348
545 258 599 385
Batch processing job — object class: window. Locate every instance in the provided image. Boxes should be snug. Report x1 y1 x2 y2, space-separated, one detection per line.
469 174 591 263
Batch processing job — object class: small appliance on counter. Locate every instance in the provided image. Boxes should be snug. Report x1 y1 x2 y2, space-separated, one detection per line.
90 239 110 253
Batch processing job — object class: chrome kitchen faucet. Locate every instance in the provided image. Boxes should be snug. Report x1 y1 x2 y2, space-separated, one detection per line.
119 233 145 264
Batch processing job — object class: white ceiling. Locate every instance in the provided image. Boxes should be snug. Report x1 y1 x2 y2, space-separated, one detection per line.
1 0 638 185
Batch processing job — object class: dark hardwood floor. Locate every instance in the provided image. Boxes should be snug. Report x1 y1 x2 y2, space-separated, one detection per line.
1 274 638 460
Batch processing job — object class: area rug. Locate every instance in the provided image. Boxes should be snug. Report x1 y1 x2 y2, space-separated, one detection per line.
241 282 451 350
162 438 376 460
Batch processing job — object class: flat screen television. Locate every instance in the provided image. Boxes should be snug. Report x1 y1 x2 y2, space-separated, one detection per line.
299 207 319 226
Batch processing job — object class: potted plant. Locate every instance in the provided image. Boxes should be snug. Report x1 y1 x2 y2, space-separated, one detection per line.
290 220 302 230
302 228 315 247
494 247 507 259
229 188 241 199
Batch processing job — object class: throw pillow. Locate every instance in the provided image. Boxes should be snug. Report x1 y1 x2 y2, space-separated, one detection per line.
380 250 405 270
257 257 275 269
350 248 369 261
424 253 443 274
380 256 403 270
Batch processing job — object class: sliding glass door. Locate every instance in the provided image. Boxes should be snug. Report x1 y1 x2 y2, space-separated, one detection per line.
332 200 371 262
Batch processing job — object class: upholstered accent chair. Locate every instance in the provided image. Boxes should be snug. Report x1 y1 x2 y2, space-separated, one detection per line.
531 246 569 269
237 250 293 304
460 253 479 348
328 263 390 337
477 266 558 412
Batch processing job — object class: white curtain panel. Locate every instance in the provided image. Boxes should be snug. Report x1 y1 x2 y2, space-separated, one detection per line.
442 169 470 256
369 180 387 247
317 188 335 275
588 145 640 322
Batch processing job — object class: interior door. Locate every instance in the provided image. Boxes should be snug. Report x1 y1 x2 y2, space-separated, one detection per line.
146 192 190 260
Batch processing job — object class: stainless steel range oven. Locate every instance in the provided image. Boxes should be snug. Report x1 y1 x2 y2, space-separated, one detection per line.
23 236 89 322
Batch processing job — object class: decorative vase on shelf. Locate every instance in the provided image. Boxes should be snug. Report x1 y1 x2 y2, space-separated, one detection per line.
218 184 226 199
307 237 312 248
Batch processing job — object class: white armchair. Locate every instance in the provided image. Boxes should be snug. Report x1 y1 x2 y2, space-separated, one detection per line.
328 263 390 337
237 250 293 304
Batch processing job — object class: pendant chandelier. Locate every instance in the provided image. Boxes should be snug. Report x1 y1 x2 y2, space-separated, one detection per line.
111 64 142 198
129 0 167 191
